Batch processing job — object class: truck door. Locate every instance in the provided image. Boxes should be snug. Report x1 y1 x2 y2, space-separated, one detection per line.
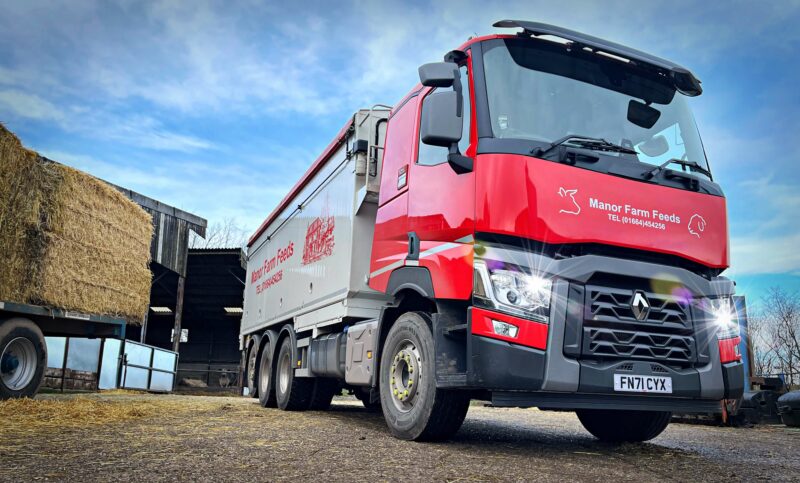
406 65 475 300
369 91 421 292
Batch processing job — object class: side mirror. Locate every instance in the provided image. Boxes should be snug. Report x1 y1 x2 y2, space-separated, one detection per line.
420 90 462 147
418 62 458 87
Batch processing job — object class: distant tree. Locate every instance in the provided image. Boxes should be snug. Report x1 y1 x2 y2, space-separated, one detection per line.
752 288 800 388
747 310 778 377
190 217 248 249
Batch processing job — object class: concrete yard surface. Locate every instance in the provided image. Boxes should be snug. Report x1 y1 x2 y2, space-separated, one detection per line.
0 393 798 482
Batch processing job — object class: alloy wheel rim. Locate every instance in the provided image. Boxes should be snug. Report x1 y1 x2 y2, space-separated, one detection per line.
1 337 36 391
389 340 422 412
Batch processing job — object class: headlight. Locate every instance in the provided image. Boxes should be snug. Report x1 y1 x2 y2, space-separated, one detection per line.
709 297 739 340
474 260 552 322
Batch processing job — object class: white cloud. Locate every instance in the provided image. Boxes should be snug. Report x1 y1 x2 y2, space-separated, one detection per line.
725 175 800 276
40 148 290 234
89 115 216 152
730 232 800 276
0 89 65 122
3 0 799 271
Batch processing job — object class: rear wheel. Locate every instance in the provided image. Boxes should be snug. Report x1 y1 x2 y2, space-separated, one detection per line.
246 335 261 398
275 336 314 411
0 318 47 400
257 340 276 408
576 409 672 442
379 312 470 441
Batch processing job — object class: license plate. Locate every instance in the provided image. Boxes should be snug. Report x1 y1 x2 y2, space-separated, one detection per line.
614 374 672 394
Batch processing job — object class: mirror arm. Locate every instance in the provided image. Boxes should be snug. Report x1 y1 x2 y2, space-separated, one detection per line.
452 70 463 119
448 144 473 174
446 65 470 174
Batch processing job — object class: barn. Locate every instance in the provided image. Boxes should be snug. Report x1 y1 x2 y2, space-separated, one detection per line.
128 248 246 391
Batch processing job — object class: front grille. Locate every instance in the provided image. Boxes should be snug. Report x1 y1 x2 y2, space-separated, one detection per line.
584 327 694 365
588 286 688 326
651 364 669 374
580 284 696 366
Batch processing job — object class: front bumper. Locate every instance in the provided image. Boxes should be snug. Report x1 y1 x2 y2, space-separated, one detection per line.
462 249 745 410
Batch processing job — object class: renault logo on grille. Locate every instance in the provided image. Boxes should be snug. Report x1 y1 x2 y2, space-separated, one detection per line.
631 291 650 321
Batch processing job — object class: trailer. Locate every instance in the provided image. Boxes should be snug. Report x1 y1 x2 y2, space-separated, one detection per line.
241 20 745 442
0 130 206 399
0 301 125 398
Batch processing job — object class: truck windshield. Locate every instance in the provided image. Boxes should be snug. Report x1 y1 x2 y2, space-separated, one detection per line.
482 38 711 179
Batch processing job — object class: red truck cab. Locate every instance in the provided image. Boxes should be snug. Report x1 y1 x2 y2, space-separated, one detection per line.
368 20 743 442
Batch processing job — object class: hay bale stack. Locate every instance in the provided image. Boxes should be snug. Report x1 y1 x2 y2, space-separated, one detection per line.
0 125 152 322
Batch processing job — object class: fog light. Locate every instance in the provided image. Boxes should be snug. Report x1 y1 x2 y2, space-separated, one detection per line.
492 320 518 338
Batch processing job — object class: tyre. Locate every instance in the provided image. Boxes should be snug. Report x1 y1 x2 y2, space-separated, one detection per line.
0 318 47 400
576 409 672 442
308 378 338 410
274 335 314 411
257 339 277 408
355 387 381 411
246 334 261 398
379 312 470 441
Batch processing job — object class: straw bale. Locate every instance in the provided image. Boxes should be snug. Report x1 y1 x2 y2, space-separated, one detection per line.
0 124 153 322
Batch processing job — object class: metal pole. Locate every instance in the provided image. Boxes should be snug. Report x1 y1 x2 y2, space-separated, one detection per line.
140 310 149 344
146 348 155 391
60 337 70 393
96 338 106 391
172 275 186 353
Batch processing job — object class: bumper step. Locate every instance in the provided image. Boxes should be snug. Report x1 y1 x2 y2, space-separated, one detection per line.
491 391 721 413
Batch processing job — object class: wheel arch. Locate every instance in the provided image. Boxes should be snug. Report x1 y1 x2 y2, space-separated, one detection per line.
386 266 435 299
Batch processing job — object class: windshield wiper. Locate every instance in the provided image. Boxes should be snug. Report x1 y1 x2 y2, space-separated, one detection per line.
644 158 711 180
532 134 638 159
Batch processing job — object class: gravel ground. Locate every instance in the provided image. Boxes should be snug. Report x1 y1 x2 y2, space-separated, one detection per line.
1 393 798 482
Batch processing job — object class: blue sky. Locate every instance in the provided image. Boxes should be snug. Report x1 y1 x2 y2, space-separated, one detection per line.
1 1 798 305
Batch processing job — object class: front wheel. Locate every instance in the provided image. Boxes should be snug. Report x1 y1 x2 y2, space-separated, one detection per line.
0 318 47 400
379 312 470 441
576 409 672 442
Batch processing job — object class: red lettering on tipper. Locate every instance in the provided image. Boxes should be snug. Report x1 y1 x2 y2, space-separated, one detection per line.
249 241 294 285
302 215 335 265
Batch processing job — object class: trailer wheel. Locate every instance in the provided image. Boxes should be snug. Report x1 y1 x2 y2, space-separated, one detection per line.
246 334 262 398
308 378 338 410
257 340 277 408
275 336 314 411
576 409 672 442
0 318 47 400
379 312 470 441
